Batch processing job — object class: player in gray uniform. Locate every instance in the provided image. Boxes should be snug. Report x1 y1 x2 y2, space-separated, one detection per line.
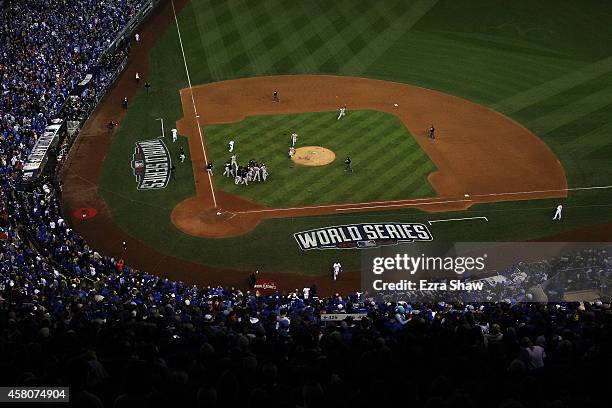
253 163 261 181
223 161 232 177
241 167 249 185
261 164 268 181
234 166 242 185
291 132 298 147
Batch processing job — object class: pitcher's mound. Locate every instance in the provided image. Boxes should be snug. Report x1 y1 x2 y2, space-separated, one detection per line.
292 146 336 166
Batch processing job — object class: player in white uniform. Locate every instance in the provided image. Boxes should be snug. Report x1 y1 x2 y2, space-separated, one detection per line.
288 147 295 159
261 165 268 181
332 262 342 281
253 164 261 182
228 140 234 152
553 204 563 220
337 105 346 120
291 132 298 147
230 154 237 172
171 128 178 142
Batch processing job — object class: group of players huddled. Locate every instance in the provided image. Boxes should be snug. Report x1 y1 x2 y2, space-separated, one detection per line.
222 155 268 185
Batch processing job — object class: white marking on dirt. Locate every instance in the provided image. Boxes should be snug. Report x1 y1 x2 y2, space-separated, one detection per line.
428 216 488 225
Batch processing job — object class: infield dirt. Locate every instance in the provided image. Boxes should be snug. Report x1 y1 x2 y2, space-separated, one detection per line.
171 75 568 238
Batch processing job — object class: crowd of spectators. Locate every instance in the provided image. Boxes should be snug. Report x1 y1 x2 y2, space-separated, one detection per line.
63 43 131 122
2 253 612 407
1 1 612 407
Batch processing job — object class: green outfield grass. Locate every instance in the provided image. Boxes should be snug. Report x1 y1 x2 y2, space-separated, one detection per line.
96 0 612 274
205 110 436 207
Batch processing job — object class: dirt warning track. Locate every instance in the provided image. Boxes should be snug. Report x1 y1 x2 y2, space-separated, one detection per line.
172 75 568 238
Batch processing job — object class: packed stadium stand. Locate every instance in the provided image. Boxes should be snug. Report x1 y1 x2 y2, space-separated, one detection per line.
1 1 612 407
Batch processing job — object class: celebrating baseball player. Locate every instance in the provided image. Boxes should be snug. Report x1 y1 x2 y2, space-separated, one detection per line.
230 154 238 172
261 164 268 181
229 158 269 186
223 161 232 177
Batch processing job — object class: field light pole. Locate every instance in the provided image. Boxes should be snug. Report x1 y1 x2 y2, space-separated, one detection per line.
156 117 164 138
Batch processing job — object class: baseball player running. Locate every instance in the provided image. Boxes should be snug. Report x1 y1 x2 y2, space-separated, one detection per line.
332 262 342 281
291 132 298 147
553 204 563 220
228 140 235 152
171 128 178 142
337 105 347 120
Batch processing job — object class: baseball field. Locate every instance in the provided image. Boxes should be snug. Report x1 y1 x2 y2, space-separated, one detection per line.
61 0 612 290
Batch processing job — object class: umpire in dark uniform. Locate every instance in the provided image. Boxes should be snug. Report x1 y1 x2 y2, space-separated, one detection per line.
344 156 352 172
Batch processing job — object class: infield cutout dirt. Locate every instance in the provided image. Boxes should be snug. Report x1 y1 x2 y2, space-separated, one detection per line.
172 75 567 238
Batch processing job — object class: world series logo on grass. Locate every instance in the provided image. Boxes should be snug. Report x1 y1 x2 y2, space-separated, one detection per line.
131 139 172 190
294 223 433 251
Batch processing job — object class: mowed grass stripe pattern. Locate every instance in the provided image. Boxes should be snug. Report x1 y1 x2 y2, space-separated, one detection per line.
204 110 436 207
188 0 434 80
183 0 612 189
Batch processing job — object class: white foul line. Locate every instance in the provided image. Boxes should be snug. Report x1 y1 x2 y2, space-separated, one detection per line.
231 197 458 215
335 198 473 212
231 184 612 215
470 185 612 198
171 0 217 208
428 216 488 225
